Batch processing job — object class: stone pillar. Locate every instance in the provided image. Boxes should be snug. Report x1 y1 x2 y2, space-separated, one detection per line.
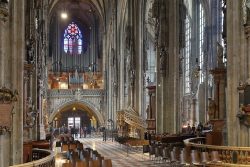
0 1 11 167
192 98 197 124
10 0 25 164
0 1 8 86
0 134 10 167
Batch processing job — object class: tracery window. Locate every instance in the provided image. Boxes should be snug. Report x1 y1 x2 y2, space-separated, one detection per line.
199 3 205 83
64 22 82 54
184 16 191 94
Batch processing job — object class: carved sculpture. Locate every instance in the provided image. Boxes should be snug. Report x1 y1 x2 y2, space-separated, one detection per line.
26 39 35 64
243 0 250 25
208 98 217 120
217 42 224 68
0 0 8 22
159 47 168 76
26 97 36 126
0 87 18 103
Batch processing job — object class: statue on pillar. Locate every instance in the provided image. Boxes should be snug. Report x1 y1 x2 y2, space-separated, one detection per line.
217 42 224 68
208 98 217 120
26 97 36 126
243 0 250 25
146 105 150 119
26 39 35 64
159 47 168 76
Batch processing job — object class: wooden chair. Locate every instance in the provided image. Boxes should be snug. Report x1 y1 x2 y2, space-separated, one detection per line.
71 151 79 161
69 143 77 151
76 160 89 167
62 144 69 152
77 143 84 150
97 156 104 167
89 159 100 167
102 159 112 167
62 162 73 167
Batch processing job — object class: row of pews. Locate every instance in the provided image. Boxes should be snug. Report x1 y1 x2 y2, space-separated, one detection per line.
57 140 112 167
142 133 222 166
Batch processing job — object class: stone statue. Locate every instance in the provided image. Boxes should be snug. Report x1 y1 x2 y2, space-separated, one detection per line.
217 42 224 68
208 99 216 120
146 105 150 119
243 0 250 25
26 103 36 126
160 47 167 75
26 39 35 64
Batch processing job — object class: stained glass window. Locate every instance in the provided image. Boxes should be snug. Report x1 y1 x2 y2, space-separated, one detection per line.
64 22 82 54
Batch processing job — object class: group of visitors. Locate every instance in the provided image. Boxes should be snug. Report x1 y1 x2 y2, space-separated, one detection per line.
51 124 97 139
184 122 213 135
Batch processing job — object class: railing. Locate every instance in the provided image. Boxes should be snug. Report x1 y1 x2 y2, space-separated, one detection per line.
47 89 104 97
184 137 250 166
117 107 147 130
10 149 55 167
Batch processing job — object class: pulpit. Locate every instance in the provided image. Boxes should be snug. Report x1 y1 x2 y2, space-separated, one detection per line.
146 85 156 133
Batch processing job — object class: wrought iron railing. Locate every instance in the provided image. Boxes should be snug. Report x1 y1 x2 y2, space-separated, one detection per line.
9 149 55 167
117 107 147 130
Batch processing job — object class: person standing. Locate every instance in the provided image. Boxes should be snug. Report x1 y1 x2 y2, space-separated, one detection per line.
103 127 106 141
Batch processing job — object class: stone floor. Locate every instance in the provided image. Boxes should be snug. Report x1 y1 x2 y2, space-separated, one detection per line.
54 137 171 167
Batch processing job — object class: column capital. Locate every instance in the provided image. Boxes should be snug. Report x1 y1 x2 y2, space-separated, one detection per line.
0 2 8 23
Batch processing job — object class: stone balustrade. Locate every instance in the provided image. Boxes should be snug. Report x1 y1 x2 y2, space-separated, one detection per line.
184 137 250 166
9 149 55 167
47 89 104 97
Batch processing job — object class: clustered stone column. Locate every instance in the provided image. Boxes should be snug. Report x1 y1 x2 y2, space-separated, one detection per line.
10 0 25 165
0 1 8 86
0 1 11 167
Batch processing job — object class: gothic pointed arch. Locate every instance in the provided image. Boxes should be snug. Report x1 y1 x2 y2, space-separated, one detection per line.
48 100 105 125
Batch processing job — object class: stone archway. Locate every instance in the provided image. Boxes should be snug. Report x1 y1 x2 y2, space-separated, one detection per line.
48 100 105 126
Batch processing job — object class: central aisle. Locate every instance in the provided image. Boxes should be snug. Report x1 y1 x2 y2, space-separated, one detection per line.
78 137 167 167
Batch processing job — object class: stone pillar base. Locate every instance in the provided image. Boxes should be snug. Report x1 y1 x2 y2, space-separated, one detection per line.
0 134 10 166
39 125 46 140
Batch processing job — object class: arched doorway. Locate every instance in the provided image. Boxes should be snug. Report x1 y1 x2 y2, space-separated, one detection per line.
49 102 103 138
